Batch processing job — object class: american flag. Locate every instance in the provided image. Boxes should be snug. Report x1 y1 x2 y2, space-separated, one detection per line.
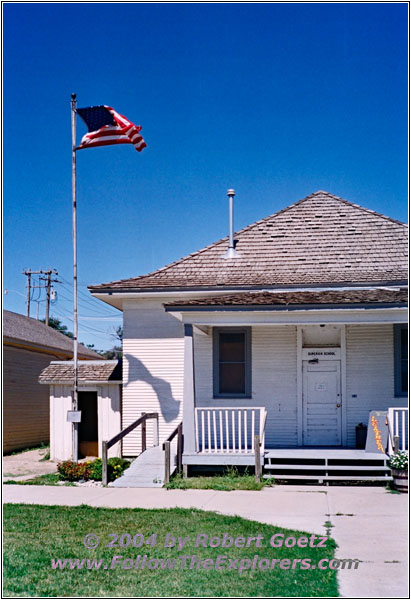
76 105 146 152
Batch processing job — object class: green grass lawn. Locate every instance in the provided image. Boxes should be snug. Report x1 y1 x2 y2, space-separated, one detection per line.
166 471 274 491
5 469 272 491
4 474 74 486
3 504 338 597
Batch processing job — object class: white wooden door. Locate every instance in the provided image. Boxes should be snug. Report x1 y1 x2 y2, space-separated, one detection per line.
303 360 342 446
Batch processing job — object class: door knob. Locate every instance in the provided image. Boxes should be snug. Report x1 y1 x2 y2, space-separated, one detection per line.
336 403 341 408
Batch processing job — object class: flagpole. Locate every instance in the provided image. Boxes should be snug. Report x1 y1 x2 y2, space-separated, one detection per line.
71 92 79 463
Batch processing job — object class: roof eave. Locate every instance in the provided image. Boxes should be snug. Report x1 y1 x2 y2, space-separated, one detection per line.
90 279 409 296
39 380 122 385
165 302 408 312
3 337 100 359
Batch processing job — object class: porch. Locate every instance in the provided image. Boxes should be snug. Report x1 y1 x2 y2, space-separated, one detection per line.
103 404 407 486
180 404 407 484
167 296 408 475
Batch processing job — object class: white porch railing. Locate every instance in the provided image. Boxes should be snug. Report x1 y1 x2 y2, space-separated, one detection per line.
195 407 267 454
387 407 408 454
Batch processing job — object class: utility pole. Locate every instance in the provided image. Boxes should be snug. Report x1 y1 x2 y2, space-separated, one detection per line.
22 270 32 317
39 269 59 325
22 269 60 321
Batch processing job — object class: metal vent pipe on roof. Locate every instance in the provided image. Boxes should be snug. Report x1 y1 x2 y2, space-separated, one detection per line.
223 188 238 259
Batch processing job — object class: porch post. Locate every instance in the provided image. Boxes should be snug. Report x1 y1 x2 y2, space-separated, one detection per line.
182 323 196 454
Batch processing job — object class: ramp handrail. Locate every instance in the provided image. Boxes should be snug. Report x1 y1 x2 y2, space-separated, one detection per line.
255 409 268 482
102 412 159 485
163 422 183 484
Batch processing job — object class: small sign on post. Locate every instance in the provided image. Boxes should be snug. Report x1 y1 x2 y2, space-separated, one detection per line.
365 410 388 454
67 410 82 423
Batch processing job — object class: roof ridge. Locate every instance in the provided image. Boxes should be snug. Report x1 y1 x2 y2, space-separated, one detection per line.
313 191 407 227
90 190 407 288
91 191 326 287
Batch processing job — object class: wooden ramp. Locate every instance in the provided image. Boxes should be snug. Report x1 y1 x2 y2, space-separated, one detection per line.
111 446 169 488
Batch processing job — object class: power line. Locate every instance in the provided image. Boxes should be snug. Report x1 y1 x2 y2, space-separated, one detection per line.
55 290 117 317
57 282 117 314
50 312 114 342
59 277 119 315
53 292 120 321
51 308 117 336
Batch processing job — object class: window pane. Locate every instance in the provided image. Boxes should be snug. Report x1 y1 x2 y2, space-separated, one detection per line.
401 329 408 359
219 363 245 394
401 360 408 393
219 333 245 362
395 325 408 396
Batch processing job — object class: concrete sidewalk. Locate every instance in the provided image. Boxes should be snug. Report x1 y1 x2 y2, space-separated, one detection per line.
3 484 408 598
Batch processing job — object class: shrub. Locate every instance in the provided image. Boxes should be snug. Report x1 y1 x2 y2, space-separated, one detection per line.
107 457 130 481
86 458 101 480
57 458 130 483
57 461 92 481
388 450 408 471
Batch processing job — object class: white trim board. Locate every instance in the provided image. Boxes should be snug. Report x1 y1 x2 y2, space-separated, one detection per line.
179 308 407 326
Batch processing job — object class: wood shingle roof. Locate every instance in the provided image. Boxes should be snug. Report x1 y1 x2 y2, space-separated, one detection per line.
89 191 408 292
39 360 122 384
164 288 408 310
3 310 102 359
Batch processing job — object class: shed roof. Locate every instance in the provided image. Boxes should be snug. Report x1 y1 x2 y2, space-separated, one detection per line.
3 310 101 359
164 288 408 311
89 191 408 292
39 360 122 384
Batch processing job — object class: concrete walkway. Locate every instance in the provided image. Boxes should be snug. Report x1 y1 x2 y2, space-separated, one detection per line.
3 484 408 598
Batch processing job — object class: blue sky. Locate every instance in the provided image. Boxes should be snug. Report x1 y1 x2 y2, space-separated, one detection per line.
3 3 408 350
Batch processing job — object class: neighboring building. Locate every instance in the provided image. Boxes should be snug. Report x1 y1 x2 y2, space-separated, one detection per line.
39 360 122 461
83 191 407 475
3 310 101 453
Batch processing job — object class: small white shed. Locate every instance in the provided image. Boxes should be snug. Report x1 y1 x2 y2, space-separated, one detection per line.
39 360 122 461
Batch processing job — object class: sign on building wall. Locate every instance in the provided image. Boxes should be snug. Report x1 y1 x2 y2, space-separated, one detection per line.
302 348 341 360
67 410 82 423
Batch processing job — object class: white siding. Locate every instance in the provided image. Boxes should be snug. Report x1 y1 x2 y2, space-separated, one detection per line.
121 306 407 455
194 325 298 448
98 385 121 458
49 384 122 461
50 385 72 461
122 300 184 456
345 324 408 447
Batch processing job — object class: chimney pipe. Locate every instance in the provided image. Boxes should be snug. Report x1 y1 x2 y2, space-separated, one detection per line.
223 188 238 259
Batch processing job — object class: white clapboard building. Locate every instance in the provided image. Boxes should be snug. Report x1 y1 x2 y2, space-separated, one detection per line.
46 191 408 484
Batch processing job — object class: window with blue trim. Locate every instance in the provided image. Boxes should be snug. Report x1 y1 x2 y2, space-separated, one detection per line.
213 328 251 398
394 324 408 397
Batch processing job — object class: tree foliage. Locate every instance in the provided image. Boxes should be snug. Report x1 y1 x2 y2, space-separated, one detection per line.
41 317 74 338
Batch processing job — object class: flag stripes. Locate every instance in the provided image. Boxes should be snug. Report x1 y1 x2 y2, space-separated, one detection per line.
76 106 146 152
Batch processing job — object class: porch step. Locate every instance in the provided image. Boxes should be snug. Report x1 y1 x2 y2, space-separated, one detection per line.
263 449 391 484
110 446 172 488
265 464 390 471
263 474 392 482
